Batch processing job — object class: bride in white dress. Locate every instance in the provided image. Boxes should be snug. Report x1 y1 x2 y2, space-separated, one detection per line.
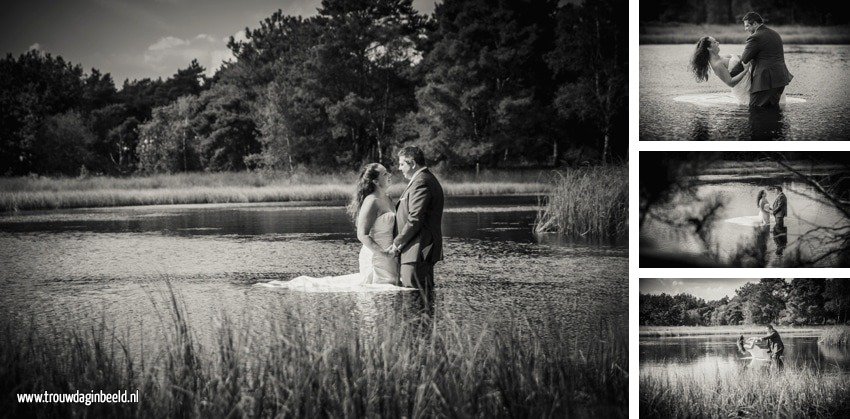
690 36 786 106
258 163 409 292
724 189 774 227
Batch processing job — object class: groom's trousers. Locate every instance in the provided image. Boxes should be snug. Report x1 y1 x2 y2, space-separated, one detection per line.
749 86 785 109
400 262 434 291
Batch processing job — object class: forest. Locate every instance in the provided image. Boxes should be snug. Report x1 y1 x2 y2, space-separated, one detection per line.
640 0 848 25
0 0 627 177
639 279 850 326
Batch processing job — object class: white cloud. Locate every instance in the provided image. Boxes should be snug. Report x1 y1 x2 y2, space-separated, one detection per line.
143 33 235 77
148 36 189 51
28 43 42 51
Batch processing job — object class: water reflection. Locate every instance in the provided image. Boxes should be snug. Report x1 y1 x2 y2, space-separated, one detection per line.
640 335 850 381
640 44 850 140
0 198 628 350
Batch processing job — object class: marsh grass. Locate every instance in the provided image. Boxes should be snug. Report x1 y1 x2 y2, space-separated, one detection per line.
818 326 850 346
0 170 551 212
640 364 850 417
535 166 628 239
1 286 628 418
640 23 850 44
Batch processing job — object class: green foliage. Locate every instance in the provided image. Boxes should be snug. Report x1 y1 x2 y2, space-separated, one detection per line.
640 279 850 327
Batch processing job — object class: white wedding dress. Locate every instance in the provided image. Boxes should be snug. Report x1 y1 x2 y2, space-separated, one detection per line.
257 212 410 292
729 55 786 107
724 197 773 227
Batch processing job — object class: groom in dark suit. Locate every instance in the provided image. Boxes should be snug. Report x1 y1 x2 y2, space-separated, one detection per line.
771 185 787 228
740 12 793 109
388 146 444 300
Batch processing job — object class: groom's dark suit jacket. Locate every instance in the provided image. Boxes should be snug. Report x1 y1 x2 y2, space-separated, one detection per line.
772 192 787 218
741 25 793 93
394 168 444 265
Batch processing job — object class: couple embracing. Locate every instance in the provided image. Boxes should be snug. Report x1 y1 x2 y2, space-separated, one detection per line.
263 146 443 301
350 146 444 294
691 12 793 108
756 185 787 228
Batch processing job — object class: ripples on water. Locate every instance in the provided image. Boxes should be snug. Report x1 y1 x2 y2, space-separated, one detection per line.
0 198 627 350
640 335 850 381
640 44 850 140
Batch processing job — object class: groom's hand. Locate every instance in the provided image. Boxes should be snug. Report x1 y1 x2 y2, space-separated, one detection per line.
385 244 399 255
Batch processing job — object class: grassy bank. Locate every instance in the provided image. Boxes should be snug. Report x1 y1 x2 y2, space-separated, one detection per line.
535 165 628 239
1 287 628 418
640 23 850 44
640 366 850 417
0 170 551 212
818 326 850 346
639 325 826 337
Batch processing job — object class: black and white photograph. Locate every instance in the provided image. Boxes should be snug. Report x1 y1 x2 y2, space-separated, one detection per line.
639 278 850 417
640 151 850 267
0 0 628 417
640 1 850 140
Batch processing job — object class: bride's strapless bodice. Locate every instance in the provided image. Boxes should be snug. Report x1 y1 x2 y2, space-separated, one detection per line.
370 212 395 249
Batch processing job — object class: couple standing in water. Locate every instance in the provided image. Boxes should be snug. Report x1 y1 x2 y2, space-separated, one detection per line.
690 12 794 139
756 185 787 228
754 185 788 259
261 146 444 307
737 325 785 369
690 12 793 109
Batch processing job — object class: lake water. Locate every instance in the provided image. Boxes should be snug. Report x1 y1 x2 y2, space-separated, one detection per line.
640 44 850 140
0 196 627 350
641 334 850 381
640 178 849 267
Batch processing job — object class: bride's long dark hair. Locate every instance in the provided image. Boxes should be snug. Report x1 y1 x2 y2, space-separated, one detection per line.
347 163 383 224
756 189 766 208
690 36 712 82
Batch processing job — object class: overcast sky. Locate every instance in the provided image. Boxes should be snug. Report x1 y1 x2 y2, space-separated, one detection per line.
1 0 437 84
639 278 775 301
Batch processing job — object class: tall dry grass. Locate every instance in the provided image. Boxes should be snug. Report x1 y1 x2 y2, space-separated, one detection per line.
0 170 551 212
818 326 850 346
640 23 850 44
640 365 850 417
535 166 628 239
1 286 627 418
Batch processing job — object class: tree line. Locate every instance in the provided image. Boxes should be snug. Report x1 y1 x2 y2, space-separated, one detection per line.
0 0 626 177
640 279 850 326
640 0 848 25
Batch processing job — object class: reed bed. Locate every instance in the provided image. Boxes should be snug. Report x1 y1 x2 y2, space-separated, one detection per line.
640 24 850 44
818 326 850 346
535 166 628 239
1 287 628 418
640 365 850 417
640 325 824 338
0 170 551 212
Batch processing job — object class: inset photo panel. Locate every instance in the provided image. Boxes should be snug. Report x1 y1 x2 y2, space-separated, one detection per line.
639 151 850 267
639 278 850 418
639 3 850 140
